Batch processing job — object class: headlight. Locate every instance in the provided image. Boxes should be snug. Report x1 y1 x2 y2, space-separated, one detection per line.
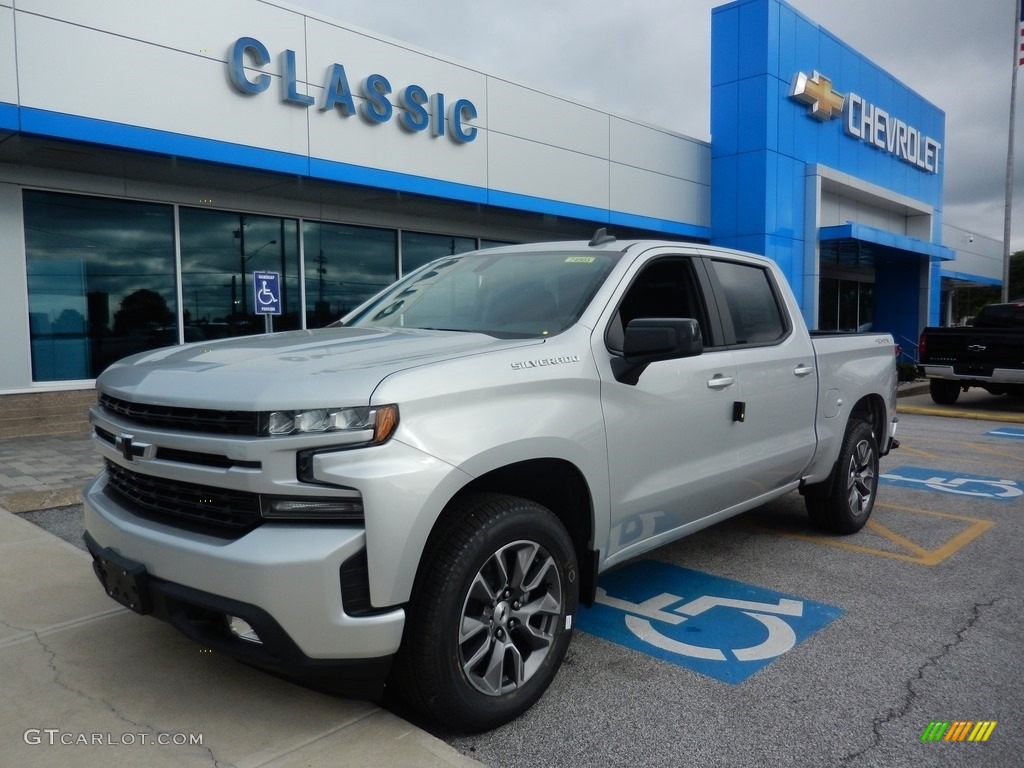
262 404 399 444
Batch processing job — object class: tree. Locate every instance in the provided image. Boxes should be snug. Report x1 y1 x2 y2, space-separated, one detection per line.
1009 250 1024 300
113 289 173 335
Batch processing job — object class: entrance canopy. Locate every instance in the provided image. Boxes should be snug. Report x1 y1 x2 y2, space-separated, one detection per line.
819 223 955 265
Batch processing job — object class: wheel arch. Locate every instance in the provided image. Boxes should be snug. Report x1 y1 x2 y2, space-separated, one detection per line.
422 458 598 607
803 393 886 499
849 392 887 445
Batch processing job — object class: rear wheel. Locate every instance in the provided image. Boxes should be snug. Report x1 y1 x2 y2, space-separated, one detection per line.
805 419 878 535
392 493 578 732
929 378 961 405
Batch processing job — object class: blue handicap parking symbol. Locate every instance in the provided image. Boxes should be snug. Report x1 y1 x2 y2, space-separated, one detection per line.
253 271 281 315
880 466 1022 502
576 561 843 684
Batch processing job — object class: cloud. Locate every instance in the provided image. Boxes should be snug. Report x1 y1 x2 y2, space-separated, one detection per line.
286 0 1024 250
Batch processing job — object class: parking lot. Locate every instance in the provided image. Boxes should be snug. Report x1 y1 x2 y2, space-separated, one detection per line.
435 398 1023 767
7 392 1023 767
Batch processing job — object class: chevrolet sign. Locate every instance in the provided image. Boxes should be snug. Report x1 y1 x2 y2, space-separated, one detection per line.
790 70 941 174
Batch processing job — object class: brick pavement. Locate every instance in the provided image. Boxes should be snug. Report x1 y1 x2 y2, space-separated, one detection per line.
0 432 101 512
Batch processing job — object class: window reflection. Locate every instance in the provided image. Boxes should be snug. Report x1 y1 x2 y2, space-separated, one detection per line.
303 222 397 327
23 190 498 379
400 231 477 275
24 191 177 381
179 209 300 338
818 277 874 331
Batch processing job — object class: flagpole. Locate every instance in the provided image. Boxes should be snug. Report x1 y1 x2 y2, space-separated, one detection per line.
1004 0 1021 303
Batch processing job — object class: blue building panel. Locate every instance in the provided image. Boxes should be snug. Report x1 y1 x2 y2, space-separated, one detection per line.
736 151 768 235
737 77 770 154
711 6 740 87
0 102 17 131
818 30 844 78
776 7 798 80
711 0 950 338
711 155 739 238
776 77 797 160
711 80 740 158
737 0 771 80
775 154 803 238
792 12 822 76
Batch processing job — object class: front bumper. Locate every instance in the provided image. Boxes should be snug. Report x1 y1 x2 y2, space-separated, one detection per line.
83 473 405 693
83 529 393 698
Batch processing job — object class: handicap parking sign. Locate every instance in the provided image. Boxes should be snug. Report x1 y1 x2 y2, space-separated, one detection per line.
253 271 281 315
576 561 843 684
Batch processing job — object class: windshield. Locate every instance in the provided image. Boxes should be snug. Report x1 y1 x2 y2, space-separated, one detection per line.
343 249 621 338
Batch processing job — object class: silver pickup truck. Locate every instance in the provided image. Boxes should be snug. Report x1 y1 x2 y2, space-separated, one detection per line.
83 234 898 731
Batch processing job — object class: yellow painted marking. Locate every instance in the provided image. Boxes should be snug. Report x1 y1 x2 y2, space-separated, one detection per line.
744 502 994 566
893 445 944 461
898 404 1024 424
864 519 931 559
967 442 1024 461
887 439 1024 472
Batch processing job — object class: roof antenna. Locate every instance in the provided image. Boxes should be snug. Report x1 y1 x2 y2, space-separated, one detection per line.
589 228 616 247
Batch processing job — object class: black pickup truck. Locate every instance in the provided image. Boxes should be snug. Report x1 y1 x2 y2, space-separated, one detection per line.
918 301 1024 404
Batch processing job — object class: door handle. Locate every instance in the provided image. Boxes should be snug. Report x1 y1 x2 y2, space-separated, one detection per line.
707 374 735 390
794 364 814 377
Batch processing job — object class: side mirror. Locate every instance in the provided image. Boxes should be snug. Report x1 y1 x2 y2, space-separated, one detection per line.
612 318 703 385
622 318 703 363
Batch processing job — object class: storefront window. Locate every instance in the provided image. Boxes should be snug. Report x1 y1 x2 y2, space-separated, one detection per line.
400 231 477 275
818 277 874 331
179 209 300 339
24 191 177 381
303 222 397 327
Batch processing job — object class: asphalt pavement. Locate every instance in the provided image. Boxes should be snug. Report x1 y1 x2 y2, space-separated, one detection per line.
1 380 1021 766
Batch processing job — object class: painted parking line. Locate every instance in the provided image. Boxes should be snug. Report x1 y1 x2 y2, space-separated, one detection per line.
986 427 1024 440
880 466 1022 502
577 561 842 684
742 503 995 566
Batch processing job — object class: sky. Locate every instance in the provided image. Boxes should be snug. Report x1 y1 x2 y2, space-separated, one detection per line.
283 0 1024 251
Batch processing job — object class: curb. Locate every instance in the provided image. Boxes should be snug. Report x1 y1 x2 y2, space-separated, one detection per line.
0 488 83 514
896 404 1024 423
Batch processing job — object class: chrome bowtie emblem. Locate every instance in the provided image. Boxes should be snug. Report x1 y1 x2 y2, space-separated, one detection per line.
115 433 135 462
114 433 153 462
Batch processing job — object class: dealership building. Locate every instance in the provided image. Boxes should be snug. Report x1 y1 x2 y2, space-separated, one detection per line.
0 0 1004 396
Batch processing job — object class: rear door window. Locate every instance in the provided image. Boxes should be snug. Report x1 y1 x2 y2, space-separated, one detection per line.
707 259 788 346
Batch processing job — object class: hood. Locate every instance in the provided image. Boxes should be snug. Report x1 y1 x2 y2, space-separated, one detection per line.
97 327 542 409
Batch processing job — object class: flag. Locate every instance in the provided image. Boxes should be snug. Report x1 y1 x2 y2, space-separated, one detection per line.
1019 0 1024 67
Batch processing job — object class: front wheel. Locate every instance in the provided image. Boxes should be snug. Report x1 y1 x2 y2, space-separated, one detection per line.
392 493 578 732
805 419 879 535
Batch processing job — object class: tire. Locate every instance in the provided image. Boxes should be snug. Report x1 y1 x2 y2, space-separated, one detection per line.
805 419 879 535
392 493 578 732
929 378 961 405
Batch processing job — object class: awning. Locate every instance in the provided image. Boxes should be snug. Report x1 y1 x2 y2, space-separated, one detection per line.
819 223 955 266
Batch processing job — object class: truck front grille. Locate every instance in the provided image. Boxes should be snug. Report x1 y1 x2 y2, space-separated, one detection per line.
104 459 262 537
99 394 260 436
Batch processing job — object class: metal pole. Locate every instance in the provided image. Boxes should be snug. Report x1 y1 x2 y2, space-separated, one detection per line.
1003 0 1020 303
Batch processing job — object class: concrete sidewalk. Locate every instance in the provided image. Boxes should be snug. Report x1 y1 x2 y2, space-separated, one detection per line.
0 505 483 768
0 430 482 768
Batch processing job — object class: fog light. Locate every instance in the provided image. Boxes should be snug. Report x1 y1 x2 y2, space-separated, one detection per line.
227 616 262 644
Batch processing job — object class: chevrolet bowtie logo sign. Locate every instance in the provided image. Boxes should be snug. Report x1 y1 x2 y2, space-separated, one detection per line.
790 70 845 120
